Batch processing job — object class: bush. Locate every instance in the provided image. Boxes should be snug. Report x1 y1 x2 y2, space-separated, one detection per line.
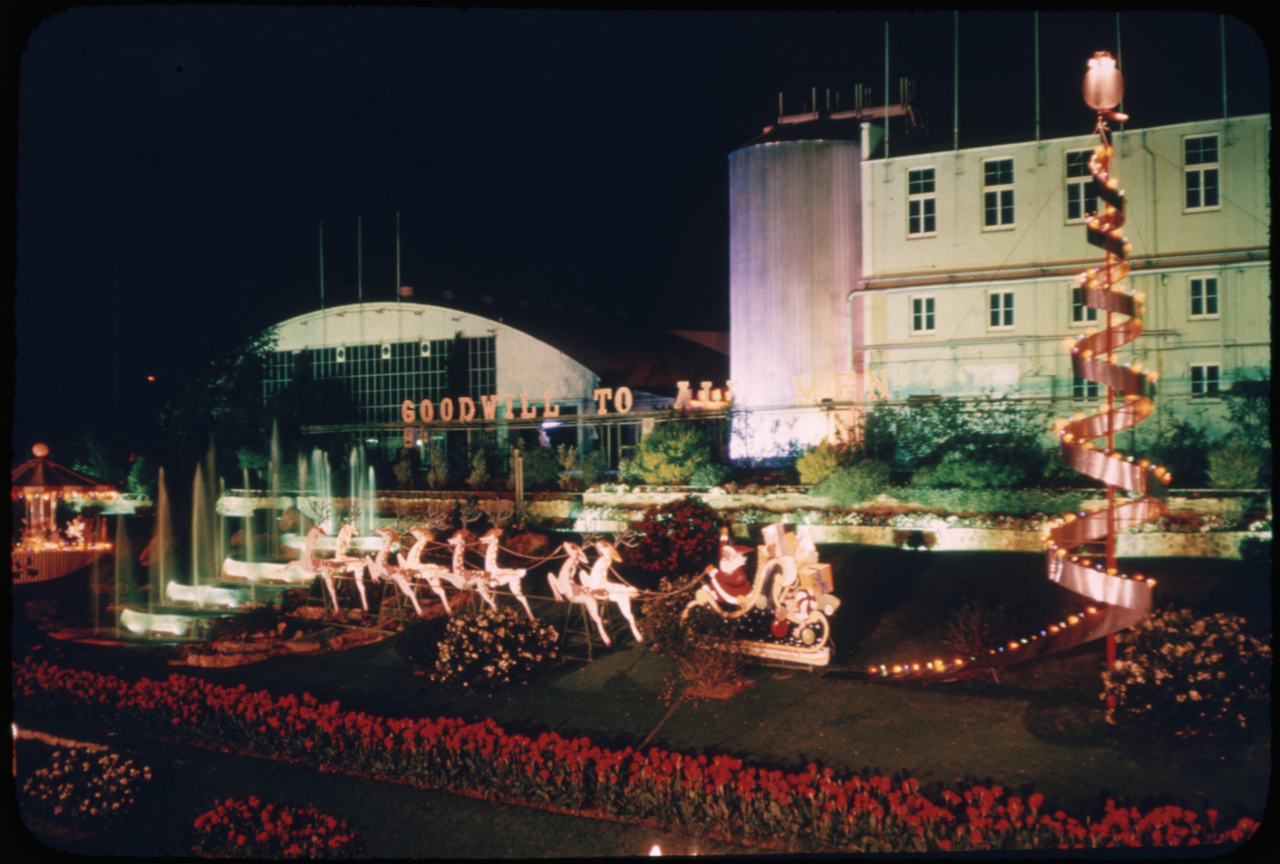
20 745 152 830
1238 535 1271 564
208 607 281 642
1148 417 1214 488
914 451 1029 489
630 496 723 575
1102 608 1272 740
556 445 602 491
516 443 560 491
395 614 453 671
432 607 559 689
813 460 891 507
689 462 731 488
631 423 711 485
425 447 448 490
1207 441 1263 489
896 487 1085 517
467 449 490 489
392 448 415 489
641 582 744 699
797 441 841 486
942 600 1015 662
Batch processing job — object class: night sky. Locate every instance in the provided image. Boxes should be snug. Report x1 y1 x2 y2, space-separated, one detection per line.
11 8 1269 468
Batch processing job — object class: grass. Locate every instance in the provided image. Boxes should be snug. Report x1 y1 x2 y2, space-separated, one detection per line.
14 544 1272 855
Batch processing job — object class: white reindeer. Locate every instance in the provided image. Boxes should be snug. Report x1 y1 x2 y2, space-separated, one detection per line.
332 522 371 611
397 527 464 614
281 524 340 608
447 531 496 611
367 528 422 617
547 542 612 645
582 540 643 643
478 529 534 622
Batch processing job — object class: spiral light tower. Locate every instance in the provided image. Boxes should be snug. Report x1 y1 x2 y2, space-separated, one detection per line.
1043 53 1170 681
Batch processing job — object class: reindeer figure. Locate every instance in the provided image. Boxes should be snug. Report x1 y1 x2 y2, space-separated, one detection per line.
398 527 463 614
582 540 643 642
367 527 422 617
281 524 326 583
547 542 611 645
477 529 534 621
332 522 371 611
447 530 496 611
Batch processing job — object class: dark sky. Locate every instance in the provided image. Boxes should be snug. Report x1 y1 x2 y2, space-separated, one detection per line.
11 8 1269 467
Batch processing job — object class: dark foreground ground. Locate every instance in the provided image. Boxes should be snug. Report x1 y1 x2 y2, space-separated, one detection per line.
12 544 1272 857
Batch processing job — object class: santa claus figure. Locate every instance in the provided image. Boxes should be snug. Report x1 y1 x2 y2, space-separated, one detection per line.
708 530 754 605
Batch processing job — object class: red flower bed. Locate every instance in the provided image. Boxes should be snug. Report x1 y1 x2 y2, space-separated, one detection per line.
630 496 723 574
192 797 364 858
13 658 1260 853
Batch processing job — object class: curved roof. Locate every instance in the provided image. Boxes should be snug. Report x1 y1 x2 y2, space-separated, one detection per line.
12 455 116 497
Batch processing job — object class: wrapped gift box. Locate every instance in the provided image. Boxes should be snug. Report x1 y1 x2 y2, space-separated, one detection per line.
798 562 833 598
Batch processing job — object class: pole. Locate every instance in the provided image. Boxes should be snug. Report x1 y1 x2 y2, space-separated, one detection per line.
953 11 959 151
357 217 363 303
395 211 401 302
884 21 890 159
319 223 325 310
1116 13 1125 130
1034 12 1040 144
1220 15 1228 120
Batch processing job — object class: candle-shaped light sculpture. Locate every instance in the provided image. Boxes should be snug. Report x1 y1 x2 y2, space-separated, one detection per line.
1044 53 1167 690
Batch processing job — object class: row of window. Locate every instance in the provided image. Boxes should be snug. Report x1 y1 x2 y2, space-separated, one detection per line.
262 337 498 424
1072 364 1219 399
908 277 1221 334
905 134 1221 238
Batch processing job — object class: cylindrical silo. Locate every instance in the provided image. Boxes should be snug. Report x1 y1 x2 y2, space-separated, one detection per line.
729 122 863 458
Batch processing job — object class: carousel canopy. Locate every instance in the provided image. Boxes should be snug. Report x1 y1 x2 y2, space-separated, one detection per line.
11 443 118 499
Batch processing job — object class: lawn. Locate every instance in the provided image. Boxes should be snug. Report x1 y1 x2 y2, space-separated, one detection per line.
13 544 1271 855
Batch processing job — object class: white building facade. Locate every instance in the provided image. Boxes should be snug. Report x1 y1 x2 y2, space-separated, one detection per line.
730 113 1270 454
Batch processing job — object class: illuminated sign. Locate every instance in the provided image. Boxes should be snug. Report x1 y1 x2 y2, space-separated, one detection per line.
794 370 892 403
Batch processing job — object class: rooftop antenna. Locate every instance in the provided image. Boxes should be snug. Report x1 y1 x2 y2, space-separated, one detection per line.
953 10 959 150
319 222 325 310
357 216 363 304
395 211 401 303
1034 12 1041 143
884 21 890 159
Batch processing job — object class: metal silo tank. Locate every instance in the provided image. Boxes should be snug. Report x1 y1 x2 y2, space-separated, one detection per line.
729 136 861 457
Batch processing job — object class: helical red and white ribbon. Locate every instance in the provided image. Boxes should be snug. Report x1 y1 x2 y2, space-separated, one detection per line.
1040 131 1170 652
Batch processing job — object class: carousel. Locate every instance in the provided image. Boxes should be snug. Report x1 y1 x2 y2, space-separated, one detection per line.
12 443 117 585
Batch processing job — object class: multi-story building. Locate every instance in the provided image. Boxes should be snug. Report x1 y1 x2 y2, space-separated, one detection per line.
729 112 1270 455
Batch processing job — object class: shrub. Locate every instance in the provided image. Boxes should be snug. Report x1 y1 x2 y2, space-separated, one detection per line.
797 441 841 486
425 447 448 490
631 496 723 575
641 579 744 700
392 448 415 489
192 798 365 859
395 615 453 671
20 745 152 830
432 607 559 689
813 459 891 507
1238 535 1271 564
914 451 1029 489
1207 440 1263 489
631 423 710 485
466 449 490 489
689 462 731 488
1148 417 1214 488
943 600 1015 681
1102 608 1272 740
896 487 1085 517
556 445 602 491
208 607 281 642
516 443 560 491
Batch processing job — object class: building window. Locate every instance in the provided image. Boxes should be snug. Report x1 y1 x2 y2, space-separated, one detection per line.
1071 286 1099 323
1191 364 1220 397
983 158 1015 228
1189 277 1219 319
1065 149 1100 222
988 291 1014 329
910 296 936 334
907 168 936 236
1072 374 1099 400
1184 135 1220 211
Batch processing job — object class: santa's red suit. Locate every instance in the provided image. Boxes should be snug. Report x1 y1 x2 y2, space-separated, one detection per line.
709 539 753 603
